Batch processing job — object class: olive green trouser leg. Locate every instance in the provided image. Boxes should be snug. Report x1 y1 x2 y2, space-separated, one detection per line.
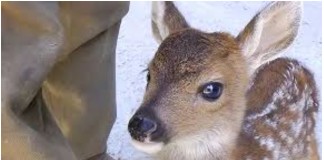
2 2 129 160
42 20 122 160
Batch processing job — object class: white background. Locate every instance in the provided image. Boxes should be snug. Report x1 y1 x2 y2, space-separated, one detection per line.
108 2 322 159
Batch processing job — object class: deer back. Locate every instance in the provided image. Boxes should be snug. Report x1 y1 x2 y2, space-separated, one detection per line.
234 58 319 160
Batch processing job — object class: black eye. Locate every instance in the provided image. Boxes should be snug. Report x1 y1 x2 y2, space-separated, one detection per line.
200 82 223 101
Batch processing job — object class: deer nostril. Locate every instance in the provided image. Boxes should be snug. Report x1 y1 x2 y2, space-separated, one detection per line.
128 116 157 136
141 118 157 133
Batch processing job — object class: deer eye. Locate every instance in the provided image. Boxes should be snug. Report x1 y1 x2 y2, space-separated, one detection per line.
200 82 223 101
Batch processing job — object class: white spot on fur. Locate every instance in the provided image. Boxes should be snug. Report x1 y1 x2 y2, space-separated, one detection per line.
265 119 277 128
279 131 293 145
259 137 275 150
259 137 281 159
247 101 277 120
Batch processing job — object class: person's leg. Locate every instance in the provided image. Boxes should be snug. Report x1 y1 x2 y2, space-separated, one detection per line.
2 2 129 160
42 2 129 159
2 2 77 160
42 22 121 159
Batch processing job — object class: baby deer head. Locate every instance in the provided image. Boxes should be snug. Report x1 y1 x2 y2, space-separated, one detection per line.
128 1 302 159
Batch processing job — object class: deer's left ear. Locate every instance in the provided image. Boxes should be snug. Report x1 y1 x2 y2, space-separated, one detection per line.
151 1 190 44
236 1 302 75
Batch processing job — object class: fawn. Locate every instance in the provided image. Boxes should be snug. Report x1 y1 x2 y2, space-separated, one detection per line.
128 1 319 160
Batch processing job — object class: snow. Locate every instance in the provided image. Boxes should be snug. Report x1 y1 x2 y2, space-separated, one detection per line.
107 2 322 159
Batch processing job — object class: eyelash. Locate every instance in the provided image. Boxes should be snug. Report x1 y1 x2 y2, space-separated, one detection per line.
147 72 151 82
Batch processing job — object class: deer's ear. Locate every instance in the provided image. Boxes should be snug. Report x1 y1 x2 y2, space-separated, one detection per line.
151 1 190 44
236 2 302 75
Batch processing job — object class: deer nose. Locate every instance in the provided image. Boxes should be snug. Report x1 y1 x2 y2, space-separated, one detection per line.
128 116 157 139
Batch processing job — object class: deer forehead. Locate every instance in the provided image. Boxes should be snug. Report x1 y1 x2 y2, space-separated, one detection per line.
150 29 242 83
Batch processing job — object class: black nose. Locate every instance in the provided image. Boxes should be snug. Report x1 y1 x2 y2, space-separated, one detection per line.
128 116 157 140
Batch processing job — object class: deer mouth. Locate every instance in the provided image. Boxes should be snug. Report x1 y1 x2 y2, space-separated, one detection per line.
131 138 165 154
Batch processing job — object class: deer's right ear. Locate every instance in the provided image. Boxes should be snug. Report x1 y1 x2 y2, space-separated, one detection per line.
151 1 190 44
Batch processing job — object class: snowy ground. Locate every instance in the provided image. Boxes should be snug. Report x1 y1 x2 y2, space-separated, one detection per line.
108 2 322 159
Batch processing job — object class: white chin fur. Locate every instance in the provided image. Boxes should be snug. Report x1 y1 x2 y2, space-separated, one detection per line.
131 139 164 154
